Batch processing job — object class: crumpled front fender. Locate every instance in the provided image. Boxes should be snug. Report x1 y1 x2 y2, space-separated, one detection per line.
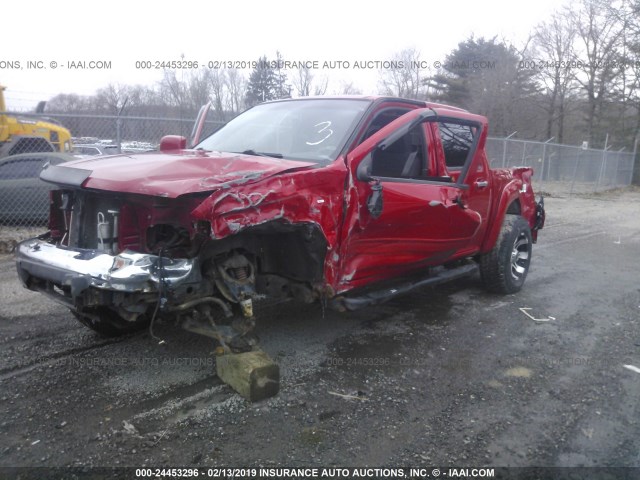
190 162 347 287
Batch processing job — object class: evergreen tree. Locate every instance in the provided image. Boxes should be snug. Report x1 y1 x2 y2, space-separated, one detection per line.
273 51 292 99
429 36 538 136
245 56 278 107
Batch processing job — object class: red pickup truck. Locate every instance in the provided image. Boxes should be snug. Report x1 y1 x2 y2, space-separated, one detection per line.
16 97 544 350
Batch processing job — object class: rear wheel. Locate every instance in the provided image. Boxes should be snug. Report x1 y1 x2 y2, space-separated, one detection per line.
72 307 151 337
479 214 532 294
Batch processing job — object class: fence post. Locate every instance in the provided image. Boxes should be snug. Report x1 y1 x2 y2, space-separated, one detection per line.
614 147 626 187
632 137 639 186
569 151 581 197
502 140 507 168
502 131 517 168
116 98 129 154
116 117 121 154
540 137 554 190
596 134 609 192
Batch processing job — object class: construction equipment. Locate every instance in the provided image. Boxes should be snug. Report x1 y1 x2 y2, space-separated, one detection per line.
0 85 73 157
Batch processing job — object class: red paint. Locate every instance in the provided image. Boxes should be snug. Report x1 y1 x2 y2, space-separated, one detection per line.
159 135 187 151
46 97 542 296
64 150 317 198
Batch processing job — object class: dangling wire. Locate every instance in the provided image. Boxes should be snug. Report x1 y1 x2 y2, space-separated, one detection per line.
149 247 166 344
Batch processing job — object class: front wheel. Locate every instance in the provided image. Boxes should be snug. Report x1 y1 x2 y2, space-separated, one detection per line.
479 214 533 294
72 307 151 337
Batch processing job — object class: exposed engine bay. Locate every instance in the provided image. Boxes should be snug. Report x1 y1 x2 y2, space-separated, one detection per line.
18 189 327 351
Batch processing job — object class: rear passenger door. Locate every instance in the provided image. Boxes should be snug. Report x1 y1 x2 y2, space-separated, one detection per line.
433 120 492 245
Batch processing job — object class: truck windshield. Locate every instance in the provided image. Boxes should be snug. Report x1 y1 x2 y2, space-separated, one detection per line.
195 99 370 164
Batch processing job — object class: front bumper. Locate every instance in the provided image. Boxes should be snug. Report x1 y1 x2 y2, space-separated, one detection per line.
15 238 198 302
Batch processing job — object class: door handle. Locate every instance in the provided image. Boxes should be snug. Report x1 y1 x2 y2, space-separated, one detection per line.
475 180 488 188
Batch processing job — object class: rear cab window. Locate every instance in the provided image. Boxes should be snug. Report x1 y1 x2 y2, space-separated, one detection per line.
437 122 477 180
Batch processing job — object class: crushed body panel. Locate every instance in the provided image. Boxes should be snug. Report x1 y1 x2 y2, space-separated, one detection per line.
15 96 544 347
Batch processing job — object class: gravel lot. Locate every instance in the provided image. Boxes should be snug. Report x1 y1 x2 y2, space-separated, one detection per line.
0 187 639 470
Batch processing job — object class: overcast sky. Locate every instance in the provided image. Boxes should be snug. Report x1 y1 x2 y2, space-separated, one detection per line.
2 0 563 110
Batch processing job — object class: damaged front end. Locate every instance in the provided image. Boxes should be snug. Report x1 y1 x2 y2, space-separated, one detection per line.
15 175 335 354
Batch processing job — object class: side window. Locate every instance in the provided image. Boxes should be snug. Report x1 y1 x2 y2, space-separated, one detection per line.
439 122 475 170
0 159 44 179
370 125 428 180
0 163 11 179
358 108 412 144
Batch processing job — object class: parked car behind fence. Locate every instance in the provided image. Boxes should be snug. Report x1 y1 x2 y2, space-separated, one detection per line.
0 152 75 225
72 144 119 157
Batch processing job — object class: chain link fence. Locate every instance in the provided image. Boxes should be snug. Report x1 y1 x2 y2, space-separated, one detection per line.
0 113 224 231
0 113 637 230
485 137 636 196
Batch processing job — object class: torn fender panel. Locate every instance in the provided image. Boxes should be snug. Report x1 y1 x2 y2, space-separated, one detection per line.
62 150 317 198
480 167 536 252
190 161 348 287
510 167 538 230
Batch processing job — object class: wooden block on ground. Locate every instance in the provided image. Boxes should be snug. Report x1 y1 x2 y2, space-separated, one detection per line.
216 349 280 401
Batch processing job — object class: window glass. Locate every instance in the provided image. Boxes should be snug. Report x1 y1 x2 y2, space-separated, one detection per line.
196 99 369 164
0 159 44 179
370 126 427 179
359 108 412 143
439 122 475 169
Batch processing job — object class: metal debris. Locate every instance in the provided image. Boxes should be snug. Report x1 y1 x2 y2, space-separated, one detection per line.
328 391 368 401
122 420 139 435
520 307 555 322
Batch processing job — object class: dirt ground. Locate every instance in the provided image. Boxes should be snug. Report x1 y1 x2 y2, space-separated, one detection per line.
0 187 639 470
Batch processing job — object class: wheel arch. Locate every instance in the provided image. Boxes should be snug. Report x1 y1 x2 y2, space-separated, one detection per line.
200 220 329 284
480 180 523 253
479 214 533 294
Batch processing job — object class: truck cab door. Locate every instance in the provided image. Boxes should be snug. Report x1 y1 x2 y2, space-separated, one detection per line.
431 118 492 247
337 109 487 293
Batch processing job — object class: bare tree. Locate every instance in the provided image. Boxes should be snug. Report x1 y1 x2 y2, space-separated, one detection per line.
126 85 162 115
336 81 362 95
533 10 578 143
293 67 313 97
313 75 329 96
225 69 247 115
610 0 640 143
292 67 328 97
159 70 187 109
47 93 90 113
186 70 211 113
570 0 625 144
207 69 228 121
95 83 130 115
378 48 428 99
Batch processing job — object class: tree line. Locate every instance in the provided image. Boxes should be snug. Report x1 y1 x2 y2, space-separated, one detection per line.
46 0 639 152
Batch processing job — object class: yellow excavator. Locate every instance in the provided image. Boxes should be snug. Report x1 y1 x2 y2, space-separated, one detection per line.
0 85 73 157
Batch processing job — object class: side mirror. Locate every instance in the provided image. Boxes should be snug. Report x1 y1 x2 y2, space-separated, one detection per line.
159 135 187 152
355 152 384 218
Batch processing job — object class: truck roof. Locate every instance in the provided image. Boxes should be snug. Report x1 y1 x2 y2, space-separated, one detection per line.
263 95 468 112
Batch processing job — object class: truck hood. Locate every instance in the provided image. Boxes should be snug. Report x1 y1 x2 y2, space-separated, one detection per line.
41 150 317 198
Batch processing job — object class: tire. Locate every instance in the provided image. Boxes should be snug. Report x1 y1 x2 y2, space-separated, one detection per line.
72 307 151 337
479 214 533 294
